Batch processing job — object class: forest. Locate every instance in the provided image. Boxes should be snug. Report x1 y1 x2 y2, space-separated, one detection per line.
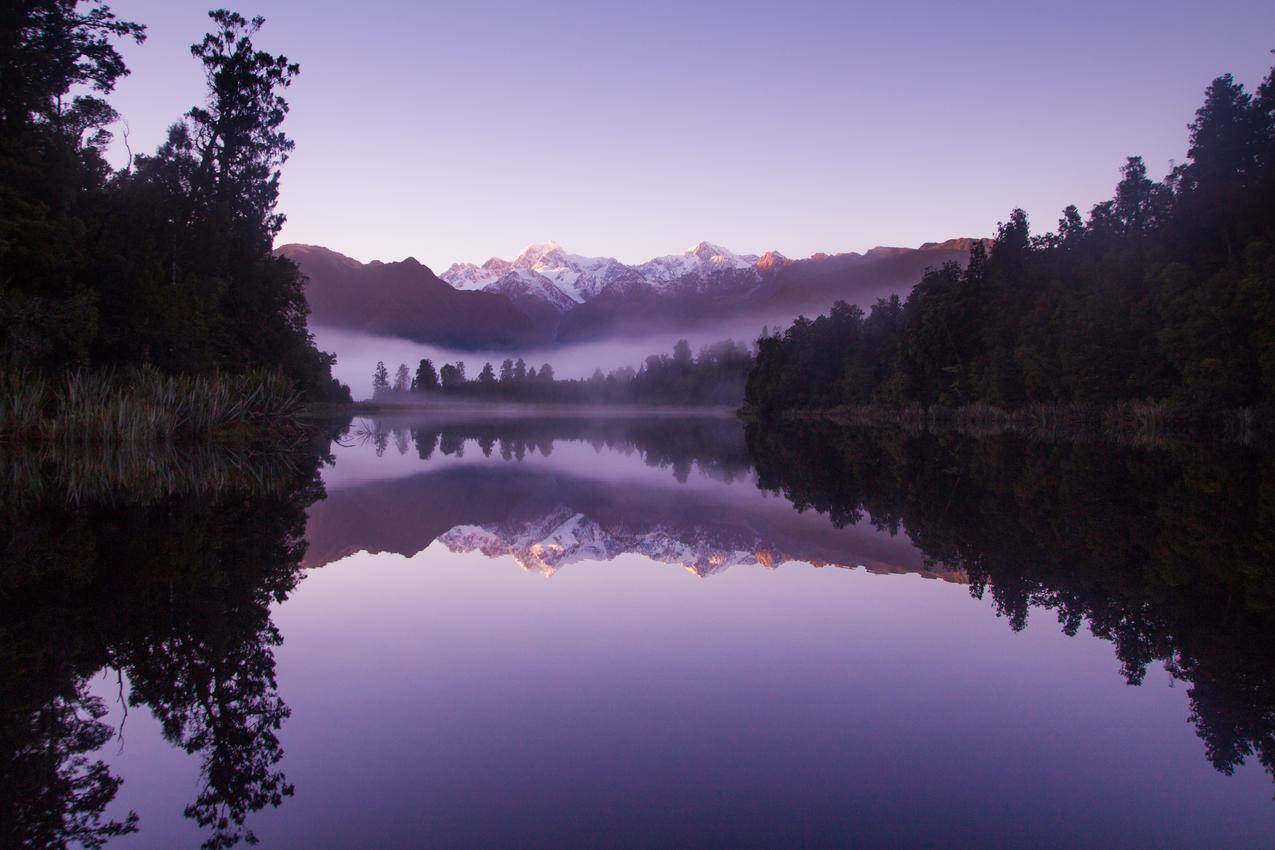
368 339 754 407
746 61 1275 417
1 2 350 436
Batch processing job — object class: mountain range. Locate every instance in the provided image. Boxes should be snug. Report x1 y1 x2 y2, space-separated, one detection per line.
304 460 966 584
278 237 990 349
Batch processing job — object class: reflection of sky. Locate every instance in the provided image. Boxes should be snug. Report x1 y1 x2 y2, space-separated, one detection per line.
97 549 1275 848
87 419 1275 847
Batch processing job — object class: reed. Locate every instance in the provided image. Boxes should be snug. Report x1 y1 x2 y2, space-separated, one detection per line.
0 441 309 506
0 367 304 445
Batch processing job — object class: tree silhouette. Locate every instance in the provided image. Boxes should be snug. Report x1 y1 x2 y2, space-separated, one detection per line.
372 361 389 397
412 358 438 392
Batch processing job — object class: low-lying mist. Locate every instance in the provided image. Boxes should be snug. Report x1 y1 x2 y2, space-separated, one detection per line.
314 317 782 399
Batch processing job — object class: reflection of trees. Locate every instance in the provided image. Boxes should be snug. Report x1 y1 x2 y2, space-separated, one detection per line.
746 423 1275 784
0 681 138 849
0 437 331 849
361 414 754 484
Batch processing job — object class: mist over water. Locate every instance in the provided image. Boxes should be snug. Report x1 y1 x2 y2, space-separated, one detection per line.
313 317 785 399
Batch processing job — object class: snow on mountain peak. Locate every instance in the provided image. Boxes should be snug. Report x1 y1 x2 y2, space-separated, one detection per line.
687 240 734 261
513 241 567 268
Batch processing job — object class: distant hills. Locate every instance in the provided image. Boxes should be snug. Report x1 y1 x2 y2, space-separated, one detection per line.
278 237 989 348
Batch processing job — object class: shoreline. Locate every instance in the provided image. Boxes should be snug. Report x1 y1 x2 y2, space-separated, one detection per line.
300 401 740 418
740 402 1264 445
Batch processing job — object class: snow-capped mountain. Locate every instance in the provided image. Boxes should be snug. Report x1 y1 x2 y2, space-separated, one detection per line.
635 241 759 283
440 508 782 579
441 239 766 305
442 241 633 303
484 268 578 314
289 236 991 348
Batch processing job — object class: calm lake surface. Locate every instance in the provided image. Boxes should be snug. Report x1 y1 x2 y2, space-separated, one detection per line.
4 413 1274 848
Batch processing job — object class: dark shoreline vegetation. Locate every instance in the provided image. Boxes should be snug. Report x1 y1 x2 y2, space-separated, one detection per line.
745 61 1275 425
0 368 308 445
2 5 350 446
751 400 1262 445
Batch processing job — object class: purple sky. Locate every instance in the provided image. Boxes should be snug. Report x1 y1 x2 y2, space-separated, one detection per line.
105 1 1275 267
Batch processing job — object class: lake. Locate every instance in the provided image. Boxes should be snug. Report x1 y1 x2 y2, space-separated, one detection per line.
3 413 1273 849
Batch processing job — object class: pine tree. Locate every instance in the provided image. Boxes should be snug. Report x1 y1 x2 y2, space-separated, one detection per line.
372 361 389 396
413 358 438 392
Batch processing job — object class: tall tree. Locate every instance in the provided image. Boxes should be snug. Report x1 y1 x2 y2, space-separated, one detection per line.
412 358 438 392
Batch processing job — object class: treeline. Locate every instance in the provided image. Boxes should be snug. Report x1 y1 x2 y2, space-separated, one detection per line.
1 4 349 401
747 61 1275 416
371 339 753 406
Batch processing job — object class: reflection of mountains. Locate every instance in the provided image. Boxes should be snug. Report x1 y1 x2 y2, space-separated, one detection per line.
305 463 961 582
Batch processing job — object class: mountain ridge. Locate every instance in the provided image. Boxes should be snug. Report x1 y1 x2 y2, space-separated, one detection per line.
280 236 991 349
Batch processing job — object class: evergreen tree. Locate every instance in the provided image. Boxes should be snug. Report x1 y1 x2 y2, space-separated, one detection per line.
372 361 389 396
0 4 348 401
394 362 410 391
745 59 1275 416
413 358 438 392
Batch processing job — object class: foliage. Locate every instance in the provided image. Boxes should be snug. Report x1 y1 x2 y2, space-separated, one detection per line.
0 367 304 444
0 4 349 403
747 62 1275 415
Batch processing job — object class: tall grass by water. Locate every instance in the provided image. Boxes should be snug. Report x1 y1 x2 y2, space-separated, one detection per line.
0 441 312 506
0 368 304 445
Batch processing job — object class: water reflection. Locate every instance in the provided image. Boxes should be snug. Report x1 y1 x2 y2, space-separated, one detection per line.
746 422 1275 785
2 414 1273 848
309 414 944 579
0 437 334 849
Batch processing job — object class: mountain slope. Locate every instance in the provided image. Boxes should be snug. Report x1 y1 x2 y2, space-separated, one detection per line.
286 237 991 348
278 244 550 348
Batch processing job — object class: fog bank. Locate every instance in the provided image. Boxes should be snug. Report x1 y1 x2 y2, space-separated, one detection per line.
314 319 779 398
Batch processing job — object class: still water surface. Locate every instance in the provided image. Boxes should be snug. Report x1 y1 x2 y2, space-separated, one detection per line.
4 414 1273 848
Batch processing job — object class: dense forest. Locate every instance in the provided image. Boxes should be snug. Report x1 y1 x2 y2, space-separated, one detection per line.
1 3 349 405
369 339 753 406
747 61 1275 416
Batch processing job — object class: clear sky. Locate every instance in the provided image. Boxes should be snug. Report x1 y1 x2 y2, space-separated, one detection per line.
103 1 1275 267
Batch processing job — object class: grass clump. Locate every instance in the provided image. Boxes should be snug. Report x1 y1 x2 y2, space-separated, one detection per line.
0 367 304 445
